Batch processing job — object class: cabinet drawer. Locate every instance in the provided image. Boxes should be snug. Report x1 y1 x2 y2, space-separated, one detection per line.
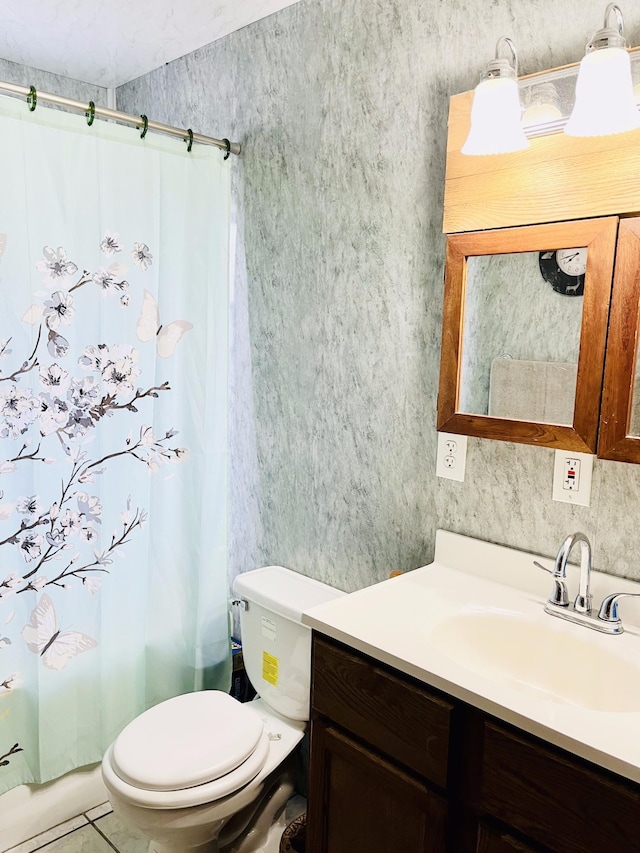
479 721 640 853
311 634 453 787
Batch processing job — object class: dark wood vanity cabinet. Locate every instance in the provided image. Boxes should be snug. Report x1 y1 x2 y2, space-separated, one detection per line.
307 634 640 853
307 634 450 853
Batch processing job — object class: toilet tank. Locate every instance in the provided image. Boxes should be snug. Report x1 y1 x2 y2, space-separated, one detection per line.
233 566 344 721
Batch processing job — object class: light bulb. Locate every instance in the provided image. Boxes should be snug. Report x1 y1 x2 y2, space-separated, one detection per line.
461 37 529 156
565 4 640 137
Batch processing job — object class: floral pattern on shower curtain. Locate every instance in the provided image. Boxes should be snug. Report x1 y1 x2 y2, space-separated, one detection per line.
0 94 231 792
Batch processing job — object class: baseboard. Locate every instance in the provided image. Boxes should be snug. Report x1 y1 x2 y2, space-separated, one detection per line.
0 763 108 851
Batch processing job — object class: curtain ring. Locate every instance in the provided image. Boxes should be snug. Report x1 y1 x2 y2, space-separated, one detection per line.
86 101 96 126
185 128 193 152
222 138 231 160
139 114 148 139
27 86 37 112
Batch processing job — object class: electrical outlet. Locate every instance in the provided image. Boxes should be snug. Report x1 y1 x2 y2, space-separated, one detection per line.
436 432 467 481
563 457 580 491
552 450 593 506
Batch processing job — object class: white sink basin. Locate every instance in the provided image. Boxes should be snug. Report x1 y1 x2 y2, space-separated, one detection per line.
429 609 640 713
304 530 640 782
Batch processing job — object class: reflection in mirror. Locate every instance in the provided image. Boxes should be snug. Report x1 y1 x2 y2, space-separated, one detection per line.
458 250 585 424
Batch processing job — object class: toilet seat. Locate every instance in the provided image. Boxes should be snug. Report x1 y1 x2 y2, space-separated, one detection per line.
103 697 306 813
106 691 271 807
104 728 271 809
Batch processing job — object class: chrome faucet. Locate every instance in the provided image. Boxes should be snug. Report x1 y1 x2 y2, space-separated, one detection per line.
534 532 640 634
555 532 592 614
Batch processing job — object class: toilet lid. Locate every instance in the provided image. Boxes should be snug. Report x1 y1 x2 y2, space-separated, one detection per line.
111 691 265 792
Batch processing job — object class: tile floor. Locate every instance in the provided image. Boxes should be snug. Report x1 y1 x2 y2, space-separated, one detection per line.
4 802 148 853
5 795 307 853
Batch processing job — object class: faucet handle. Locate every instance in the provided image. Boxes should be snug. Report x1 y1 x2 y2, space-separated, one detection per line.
598 592 640 628
533 560 569 607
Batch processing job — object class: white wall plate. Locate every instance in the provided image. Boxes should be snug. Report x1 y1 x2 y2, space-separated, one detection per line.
552 449 594 506
436 433 467 482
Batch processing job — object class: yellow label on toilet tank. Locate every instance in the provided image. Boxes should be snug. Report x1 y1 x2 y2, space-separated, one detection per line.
262 651 279 686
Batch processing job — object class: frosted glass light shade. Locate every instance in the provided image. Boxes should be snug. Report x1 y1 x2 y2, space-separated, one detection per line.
565 47 640 137
462 77 530 155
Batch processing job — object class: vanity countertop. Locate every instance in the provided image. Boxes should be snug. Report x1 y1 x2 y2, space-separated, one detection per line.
302 530 640 784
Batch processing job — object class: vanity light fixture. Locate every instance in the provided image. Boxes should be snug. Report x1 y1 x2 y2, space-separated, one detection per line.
461 36 530 155
462 36 530 154
564 3 640 137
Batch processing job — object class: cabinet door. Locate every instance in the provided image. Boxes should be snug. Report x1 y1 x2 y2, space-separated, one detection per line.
478 721 640 853
437 217 618 451
599 218 640 461
306 720 447 853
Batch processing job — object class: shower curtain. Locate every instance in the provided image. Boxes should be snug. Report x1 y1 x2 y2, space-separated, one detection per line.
0 94 231 793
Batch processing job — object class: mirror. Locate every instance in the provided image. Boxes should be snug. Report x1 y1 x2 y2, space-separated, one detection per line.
459 250 584 424
438 217 618 452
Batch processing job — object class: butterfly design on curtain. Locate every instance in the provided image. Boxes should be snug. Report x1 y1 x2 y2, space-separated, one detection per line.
22 595 96 671
136 290 192 358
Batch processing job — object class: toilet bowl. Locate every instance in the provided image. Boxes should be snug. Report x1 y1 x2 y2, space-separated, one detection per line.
101 566 344 853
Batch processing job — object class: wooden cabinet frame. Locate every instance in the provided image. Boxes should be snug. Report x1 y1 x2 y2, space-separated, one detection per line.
437 217 619 452
598 218 640 461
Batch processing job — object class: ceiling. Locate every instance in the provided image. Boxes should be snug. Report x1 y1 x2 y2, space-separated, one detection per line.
0 0 302 89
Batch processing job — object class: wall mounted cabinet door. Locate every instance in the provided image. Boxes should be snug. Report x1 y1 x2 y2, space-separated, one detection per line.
437 217 619 452
598 218 640 462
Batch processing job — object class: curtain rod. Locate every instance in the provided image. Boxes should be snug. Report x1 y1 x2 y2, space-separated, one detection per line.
0 80 241 156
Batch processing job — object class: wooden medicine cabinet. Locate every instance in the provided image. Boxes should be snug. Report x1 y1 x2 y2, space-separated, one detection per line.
437 217 618 453
439 63 640 462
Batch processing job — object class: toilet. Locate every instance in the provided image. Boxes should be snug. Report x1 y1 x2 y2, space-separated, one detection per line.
101 566 343 853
